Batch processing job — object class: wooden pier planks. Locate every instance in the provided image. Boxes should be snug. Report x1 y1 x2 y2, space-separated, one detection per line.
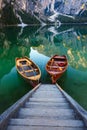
0 84 87 130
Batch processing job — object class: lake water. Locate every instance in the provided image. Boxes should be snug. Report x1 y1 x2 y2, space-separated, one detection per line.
0 24 87 114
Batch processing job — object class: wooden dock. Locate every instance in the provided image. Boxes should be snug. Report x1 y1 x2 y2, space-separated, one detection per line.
0 84 87 130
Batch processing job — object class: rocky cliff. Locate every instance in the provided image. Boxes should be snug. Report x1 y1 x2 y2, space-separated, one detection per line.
0 0 87 25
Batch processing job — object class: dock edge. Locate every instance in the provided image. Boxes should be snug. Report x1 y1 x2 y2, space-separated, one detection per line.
0 83 41 130
56 83 87 126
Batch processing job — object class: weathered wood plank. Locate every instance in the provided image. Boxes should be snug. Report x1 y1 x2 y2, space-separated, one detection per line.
56 83 87 126
1 84 87 130
37 85 60 92
19 108 74 114
9 118 84 127
32 91 62 95
7 126 86 130
0 84 41 130
32 93 63 98
28 97 66 103
18 108 75 119
34 89 62 93
25 102 70 109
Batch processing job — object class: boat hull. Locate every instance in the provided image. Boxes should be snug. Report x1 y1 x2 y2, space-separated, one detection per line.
46 55 68 84
15 56 41 87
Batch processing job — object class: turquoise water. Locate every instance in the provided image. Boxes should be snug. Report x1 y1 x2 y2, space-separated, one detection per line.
0 25 87 114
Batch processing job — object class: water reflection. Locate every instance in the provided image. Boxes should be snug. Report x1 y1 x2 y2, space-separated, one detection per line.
0 24 87 113
34 25 87 71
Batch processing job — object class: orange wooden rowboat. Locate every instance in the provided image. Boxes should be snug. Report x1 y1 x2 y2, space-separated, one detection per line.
46 55 68 84
15 56 41 87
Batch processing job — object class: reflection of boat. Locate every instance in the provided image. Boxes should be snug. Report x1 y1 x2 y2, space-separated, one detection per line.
15 56 41 87
46 55 68 84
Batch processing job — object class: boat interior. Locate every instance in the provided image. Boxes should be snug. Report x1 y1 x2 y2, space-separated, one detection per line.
17 59 39 77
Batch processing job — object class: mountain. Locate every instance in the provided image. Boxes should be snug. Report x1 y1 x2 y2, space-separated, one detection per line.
0 0 87 25
34 0 87 23
0 0 40 25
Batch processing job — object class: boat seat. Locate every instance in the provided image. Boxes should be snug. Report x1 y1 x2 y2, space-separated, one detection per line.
23 66 32 71
20 60 27 65
24 68 37 72
25 71 34 77
25 70 39 77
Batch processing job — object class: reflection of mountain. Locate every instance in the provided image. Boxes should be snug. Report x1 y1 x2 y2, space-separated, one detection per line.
0 26 40 44
34 25 87 71
0 45 29 78
0 26 21 44
0 25 47 78
0 25 87 72
74 25 87 35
